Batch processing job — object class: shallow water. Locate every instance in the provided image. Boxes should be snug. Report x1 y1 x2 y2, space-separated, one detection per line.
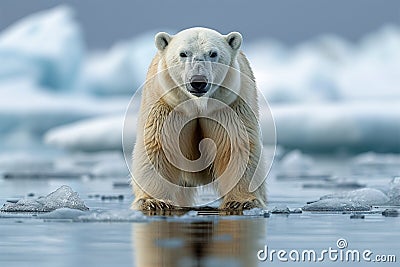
0 152 399 267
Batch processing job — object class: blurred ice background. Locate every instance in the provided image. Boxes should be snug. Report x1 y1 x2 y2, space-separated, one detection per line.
0 3 399 154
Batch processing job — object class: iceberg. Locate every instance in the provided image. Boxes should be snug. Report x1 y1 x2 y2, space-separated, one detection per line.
352 152 400 167
269 101 400 152
0 12 374 153
0 78 127 150
44 114 130 151
78 32 157 95
43 100 400 153
249 25 400 103
278 150 314 172
0 6 83 89
0 185 89 212
386 177 400 205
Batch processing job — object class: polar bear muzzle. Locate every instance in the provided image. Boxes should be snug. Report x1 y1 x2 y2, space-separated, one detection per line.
188 75 209 96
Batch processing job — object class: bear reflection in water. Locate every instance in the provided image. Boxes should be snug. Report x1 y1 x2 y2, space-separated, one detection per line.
132 214 266 267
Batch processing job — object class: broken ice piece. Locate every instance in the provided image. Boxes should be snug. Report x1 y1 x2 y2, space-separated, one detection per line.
350 213 365 219
303 199 371 212
271 207 291 214
382 209 399 217
0 185 89 212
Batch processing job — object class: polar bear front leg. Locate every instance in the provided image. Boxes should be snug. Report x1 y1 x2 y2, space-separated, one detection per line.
217 155 267 211
208 107 267 210
131 101 183 211
131 152 180 211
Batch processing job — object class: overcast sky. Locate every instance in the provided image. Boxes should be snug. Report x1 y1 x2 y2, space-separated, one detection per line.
0 0 399 48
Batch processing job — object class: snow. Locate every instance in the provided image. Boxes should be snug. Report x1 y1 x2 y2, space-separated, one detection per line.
0 185 89 212
0 6 83 89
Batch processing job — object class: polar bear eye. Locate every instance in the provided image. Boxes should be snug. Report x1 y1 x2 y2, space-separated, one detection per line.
179 52 188 58
209 51 218 58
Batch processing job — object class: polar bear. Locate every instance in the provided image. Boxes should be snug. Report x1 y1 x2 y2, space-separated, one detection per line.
131 27 266 211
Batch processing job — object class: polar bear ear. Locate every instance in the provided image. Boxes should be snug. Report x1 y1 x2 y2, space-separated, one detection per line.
155 32 172 51
225 32 242 50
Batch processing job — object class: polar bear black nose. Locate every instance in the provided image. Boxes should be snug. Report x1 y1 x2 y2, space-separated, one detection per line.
190 75 208 92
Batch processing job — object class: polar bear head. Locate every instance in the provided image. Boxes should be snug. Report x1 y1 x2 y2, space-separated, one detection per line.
154 27 243 105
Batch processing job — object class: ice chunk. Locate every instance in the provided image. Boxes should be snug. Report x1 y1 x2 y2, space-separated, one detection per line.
349 214 365 219
382 208 399 217
386 177 400 205
303 188 389 211
0 6 83 89
0 185 89 212
320 188 389 204
271 207 291 214
242 208 269 216
78 32 156 95
303 199 371 212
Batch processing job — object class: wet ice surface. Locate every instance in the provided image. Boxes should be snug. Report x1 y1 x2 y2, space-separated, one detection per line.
0 151 399 267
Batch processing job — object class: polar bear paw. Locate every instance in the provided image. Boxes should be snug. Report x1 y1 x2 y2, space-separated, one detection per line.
137 198 175 211
221 199 262 210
